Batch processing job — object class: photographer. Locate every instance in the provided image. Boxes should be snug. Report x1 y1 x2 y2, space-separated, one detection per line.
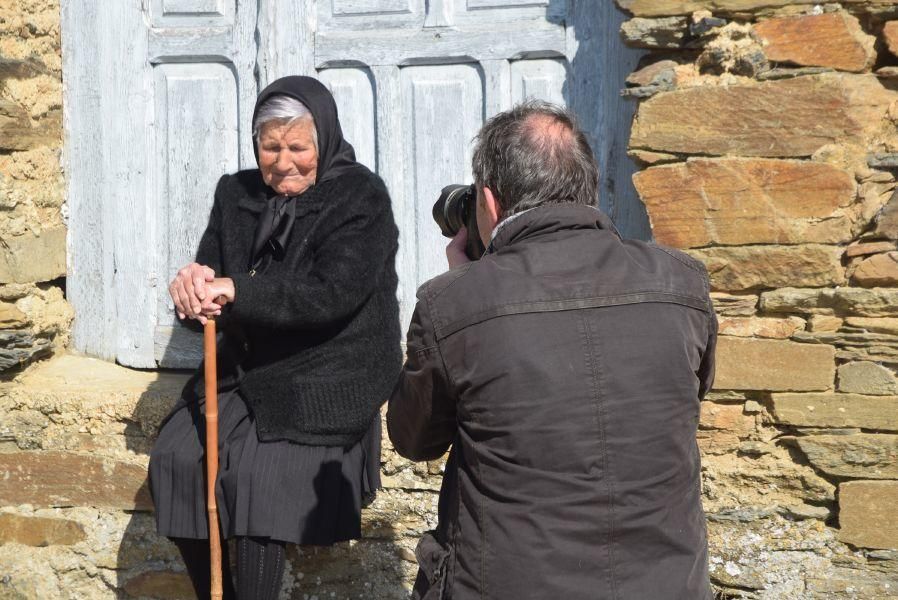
387 101 717 599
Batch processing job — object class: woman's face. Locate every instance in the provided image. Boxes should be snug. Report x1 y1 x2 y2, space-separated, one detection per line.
258 119 319 196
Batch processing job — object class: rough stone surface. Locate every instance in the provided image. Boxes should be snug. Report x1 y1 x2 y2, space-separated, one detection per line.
715 337 835 391
630 74 897 158
885 21 898 58
688 245 846 291
845 240 897 258
0 328 51 371
839 481 898 550
626 59 679 87
620 16 688 49
0 227 66 284
794 434 898 479
0 301 28 327
0 451 152 510
845 317 898 335
875 189 898 239
0 512 86 546
717 316 805 339
753 12 876 73
770 393 898 431
761 287 898 317
710 292 757 316
634 158 856 248
616 0 896 17
121 570 194 600
838 361 898 395
807 315 844 333
697 22 769 77
852 251 898 287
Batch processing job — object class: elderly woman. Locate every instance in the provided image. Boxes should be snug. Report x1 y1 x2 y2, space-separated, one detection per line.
148 76 402 599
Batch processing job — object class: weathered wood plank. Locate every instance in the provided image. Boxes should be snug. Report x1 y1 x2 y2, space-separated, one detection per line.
319 68 377 171
62 0 118 363
316 23 566 68
566 1 650 239
371 65 413 328
257 0 316 84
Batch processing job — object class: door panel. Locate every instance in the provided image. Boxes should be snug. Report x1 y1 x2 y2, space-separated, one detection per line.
318 68 377 171
401 65 483 296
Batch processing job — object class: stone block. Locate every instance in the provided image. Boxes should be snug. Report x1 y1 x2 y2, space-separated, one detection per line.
710 293 757 316
753 12 876 73
0 328 51 372
845 240 896 258
715 337 835 391
839 481 898 549
688 245 845 292
795 434 898 479
122 570 194 600
761 287 898 317
807 315 843 333
845 317 898 335
616 0 894 17
770 393 898 431
885 21 898 59
0 302 28 327
630 74 896 158
621 17 688 48
634 158 855 248
717 316 804 339
0 451 152 510
0 227 66 284
0 513 85 546
875 189 898 239
852 251 898 287
838 361 898 395
700 402 755 436
627 60 679 87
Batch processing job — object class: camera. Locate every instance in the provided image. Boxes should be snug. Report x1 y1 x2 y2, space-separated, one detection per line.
432 184 486 261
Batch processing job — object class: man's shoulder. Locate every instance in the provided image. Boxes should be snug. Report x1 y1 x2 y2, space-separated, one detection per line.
416 262 476 305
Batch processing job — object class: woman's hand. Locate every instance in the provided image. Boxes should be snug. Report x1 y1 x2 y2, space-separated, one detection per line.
170 263 215 321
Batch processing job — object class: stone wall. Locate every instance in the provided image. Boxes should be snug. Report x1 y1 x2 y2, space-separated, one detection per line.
620 1 898 597
4 1 898 599
0 0 71 374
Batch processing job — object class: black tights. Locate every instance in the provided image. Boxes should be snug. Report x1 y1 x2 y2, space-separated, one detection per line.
172 536 286 600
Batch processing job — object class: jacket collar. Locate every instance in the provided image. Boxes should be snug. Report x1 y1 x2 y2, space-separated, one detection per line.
487 203 621 254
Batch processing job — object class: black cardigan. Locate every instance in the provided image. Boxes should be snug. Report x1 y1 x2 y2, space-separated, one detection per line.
180 167 402 446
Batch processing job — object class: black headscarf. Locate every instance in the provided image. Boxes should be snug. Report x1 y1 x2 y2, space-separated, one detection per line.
252 75 361 185
249 76 363 271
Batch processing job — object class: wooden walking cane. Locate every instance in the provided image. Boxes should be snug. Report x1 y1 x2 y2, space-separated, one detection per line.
204 318 224 600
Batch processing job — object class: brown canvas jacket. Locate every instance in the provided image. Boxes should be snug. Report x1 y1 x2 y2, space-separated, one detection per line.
388 203 717 600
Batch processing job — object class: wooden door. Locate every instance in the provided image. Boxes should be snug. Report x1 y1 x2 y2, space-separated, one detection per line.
62 1 643 368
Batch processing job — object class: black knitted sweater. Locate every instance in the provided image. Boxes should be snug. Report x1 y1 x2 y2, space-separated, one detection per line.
180 167 402 446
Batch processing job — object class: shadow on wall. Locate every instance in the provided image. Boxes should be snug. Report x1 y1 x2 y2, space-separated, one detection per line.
115 341 411 599
558 0 651 241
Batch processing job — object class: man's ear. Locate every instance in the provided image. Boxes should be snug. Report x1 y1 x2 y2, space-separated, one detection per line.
481 186 502 225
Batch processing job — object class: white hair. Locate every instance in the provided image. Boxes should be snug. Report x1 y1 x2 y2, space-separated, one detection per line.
253 95 318 153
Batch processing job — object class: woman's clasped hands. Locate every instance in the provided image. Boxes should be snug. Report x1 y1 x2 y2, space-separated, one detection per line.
168 262 236 325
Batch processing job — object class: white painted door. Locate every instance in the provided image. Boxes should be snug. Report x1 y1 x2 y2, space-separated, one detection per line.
62 1 643 368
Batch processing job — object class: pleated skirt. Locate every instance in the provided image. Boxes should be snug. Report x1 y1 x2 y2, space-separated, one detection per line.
148 388 381 545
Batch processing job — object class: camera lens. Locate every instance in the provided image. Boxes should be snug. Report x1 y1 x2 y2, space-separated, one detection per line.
432 184 473 238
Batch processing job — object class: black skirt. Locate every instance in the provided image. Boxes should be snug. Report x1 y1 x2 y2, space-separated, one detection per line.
148 388 381 545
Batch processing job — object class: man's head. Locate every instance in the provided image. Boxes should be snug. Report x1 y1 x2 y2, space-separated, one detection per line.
471 101 599 246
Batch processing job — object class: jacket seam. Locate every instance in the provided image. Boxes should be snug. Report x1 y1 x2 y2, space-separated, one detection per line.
579 313 619 599
435 291 711 341
652 244 708 278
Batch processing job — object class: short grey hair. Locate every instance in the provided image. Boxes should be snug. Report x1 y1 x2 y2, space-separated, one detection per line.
253 95 318 153
471 100 599 217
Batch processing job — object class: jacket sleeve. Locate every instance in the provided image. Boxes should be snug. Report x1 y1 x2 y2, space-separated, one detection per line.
387 291 457 462
697 310 718 401
228 181 398 330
